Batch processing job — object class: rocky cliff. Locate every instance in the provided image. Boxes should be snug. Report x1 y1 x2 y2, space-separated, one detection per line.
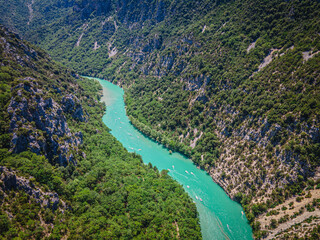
1 0 320 238
0 26 87 166
0 166 64 211
0 25 202 239
8 79 84 166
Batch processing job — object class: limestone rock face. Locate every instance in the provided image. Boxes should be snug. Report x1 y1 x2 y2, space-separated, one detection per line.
7 78 82 166
0 34 38 69
0 166 63 211
62 94 87 122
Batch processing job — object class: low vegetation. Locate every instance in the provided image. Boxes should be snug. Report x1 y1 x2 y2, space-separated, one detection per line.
0 26 201 239
1 0 320 238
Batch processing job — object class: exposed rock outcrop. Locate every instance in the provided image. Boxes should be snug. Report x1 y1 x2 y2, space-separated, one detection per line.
210 113 316 200
0 166 64 211
0 34 38 69
7 78 83 166
62 94 87 122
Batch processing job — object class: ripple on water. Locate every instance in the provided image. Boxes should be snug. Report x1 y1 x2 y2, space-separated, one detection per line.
93 77 253 240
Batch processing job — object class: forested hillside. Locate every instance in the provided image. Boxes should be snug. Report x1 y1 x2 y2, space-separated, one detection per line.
1 0 320 238
0 26 201 239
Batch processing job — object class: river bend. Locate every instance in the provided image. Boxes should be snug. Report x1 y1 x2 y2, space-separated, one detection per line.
94 77 253 240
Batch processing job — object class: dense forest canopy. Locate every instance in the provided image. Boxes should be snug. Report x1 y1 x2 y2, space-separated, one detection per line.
1 0 320 238
0 25 201 239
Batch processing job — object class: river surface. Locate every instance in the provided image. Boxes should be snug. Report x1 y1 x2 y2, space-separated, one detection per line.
94 77 253 240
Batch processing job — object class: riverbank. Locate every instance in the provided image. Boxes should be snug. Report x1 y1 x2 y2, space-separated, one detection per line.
96 77 253 240
127 115 236 200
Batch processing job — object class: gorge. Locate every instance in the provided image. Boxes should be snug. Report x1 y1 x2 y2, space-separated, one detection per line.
97 76 253 239
1 0 320 239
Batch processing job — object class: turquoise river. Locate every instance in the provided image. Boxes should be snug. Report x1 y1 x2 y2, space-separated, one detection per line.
95 77 253 240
